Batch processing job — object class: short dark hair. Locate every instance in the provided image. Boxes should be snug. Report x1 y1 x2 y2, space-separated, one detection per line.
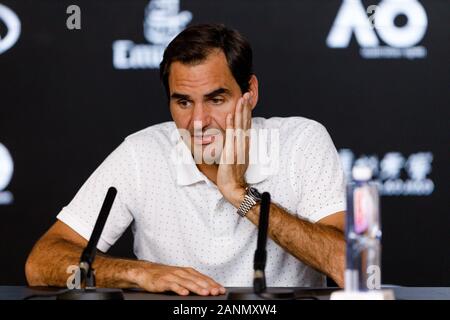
160 23 253 98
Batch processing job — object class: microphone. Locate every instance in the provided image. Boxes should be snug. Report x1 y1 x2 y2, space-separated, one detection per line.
253 192 270 293
57 187 124 300
228 192 295 300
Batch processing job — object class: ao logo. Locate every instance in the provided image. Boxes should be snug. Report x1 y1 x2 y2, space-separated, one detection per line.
0 143 13 192
0 3 21 54
327 0 427 50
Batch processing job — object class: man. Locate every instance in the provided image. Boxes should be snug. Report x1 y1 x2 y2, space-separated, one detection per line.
25 24 346 296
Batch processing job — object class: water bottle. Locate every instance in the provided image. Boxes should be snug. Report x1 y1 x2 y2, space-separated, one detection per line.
345 165 382 292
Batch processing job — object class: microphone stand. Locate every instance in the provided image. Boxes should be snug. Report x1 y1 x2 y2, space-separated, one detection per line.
57 187 124 300
228 192 296 300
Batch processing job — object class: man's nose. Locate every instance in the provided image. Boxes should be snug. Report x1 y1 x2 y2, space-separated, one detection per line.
191 103 211 129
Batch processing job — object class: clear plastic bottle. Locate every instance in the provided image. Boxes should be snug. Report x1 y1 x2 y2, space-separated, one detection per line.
345 165 382 291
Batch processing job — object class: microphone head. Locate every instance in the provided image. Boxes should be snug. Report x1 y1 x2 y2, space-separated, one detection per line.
261 192 270 204
106 186 118 200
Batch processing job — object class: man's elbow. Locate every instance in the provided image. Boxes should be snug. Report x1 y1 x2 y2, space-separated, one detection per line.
25 244 47 286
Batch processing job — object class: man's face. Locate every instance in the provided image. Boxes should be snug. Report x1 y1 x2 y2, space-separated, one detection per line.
168 50 251 161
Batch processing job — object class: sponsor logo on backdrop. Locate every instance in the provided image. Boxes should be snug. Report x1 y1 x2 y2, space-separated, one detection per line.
0 143 14 205
327 0 428 59
113 0 192 69
339 149 434 196
0 3 21 55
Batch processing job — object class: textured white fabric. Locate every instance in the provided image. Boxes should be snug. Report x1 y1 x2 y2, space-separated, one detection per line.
57 116 346 287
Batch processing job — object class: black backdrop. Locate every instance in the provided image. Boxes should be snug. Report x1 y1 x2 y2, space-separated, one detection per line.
0 0 449 286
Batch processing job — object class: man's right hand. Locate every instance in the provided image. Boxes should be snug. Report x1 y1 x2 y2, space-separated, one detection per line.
132 263 226 296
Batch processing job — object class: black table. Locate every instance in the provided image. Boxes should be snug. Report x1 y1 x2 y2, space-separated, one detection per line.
1 286 449 300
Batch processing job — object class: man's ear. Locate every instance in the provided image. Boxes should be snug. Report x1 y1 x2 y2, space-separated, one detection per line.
248 75 259 110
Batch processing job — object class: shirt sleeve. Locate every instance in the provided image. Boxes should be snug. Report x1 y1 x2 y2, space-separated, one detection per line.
56 139 139 252
289 121 346 222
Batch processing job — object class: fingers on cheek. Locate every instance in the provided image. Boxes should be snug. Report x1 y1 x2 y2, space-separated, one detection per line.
226 113 232 128
235 97 243 114
243 101 251 129
235 99 243 129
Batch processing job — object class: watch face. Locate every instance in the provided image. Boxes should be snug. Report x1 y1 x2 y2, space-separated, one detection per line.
249 187 262 200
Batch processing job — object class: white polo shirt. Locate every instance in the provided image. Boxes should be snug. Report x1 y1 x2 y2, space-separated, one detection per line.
57 116 346 287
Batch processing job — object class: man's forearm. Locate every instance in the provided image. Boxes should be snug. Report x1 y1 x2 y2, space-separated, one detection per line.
26 229 227 296
26 237 145 288
246 203 345 287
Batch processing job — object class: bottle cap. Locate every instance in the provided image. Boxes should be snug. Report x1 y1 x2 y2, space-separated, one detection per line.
352 165 372 181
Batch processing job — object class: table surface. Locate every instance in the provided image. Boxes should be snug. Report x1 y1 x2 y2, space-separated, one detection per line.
1 286 449 300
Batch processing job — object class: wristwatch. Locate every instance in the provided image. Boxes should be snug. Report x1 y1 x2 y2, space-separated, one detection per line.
237 187 262 217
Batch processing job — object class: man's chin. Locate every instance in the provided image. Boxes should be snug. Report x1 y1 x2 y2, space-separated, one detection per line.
190 146 223 165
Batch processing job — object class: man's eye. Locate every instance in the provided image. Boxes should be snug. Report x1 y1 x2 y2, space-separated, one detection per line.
210 97 225 105
178 100 192 108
